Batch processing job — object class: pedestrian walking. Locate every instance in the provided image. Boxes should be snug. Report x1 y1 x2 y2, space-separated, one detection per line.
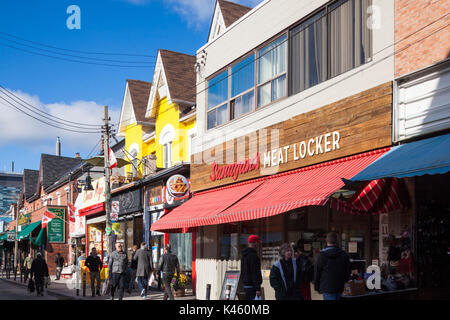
85 247 103 297
269 243 303 300
127 245 138 294
314 232 351 300
23 252 33 283
31 252 49 296
240 235 263 300
292 243 314 300
133 243 153 298
55 253 64 280
107 242 128 300
156 244 180 300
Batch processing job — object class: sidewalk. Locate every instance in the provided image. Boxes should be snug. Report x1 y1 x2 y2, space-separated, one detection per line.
0 274 196 300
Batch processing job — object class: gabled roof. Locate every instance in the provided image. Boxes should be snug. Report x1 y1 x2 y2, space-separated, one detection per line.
219 0 252 27
118 79 153 136
208 0 252 42
22 169 39 200
127 79 152 122
38 154 83 192
146 50 196 118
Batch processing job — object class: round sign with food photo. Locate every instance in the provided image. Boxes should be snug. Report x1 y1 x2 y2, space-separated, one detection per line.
166 174 189 198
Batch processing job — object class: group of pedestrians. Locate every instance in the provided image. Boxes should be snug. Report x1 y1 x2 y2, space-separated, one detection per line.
241 232 351 300
104 241 180 300
23 252 50 296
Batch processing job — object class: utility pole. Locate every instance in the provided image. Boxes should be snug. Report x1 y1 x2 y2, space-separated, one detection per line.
13 204 18 280
103 106 113 259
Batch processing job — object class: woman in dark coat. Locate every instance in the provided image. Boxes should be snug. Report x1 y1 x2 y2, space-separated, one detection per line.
133 243 153 298
269 243 303 300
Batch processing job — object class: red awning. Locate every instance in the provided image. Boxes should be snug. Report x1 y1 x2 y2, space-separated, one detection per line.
79 202 105 217
150 179 265 232
151 148 390 231
329 178 409 215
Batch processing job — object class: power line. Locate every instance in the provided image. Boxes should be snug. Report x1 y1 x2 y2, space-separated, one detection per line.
0 31 157 58
0 95 103 134
0 42 155 68
0 35 156 65
0 86 103 129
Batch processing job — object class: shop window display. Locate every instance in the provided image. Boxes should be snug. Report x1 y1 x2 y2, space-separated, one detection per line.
220 223 239 260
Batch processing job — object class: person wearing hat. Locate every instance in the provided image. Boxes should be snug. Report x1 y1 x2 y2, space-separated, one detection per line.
240 234 263 300
30 252 49 296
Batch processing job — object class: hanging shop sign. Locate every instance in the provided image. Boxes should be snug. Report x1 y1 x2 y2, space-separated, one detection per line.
47 207 66 243
164 175 191 206
112 188 142 216
18 210 30 226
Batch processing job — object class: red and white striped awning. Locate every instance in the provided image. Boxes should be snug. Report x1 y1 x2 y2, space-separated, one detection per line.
329 178 407 215
151 148 390 232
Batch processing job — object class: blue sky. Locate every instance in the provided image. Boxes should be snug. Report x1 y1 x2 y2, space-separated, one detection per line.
0 0 262 173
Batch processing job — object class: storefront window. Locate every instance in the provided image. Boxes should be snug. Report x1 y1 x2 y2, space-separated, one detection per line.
260 215 284 270
169 232 192 271
220 223 239 260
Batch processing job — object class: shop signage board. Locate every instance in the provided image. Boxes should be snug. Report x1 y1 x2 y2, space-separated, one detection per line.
112 188 142 216
18 211 30 226
190 82 392 191
111 201 119 221
164 175 191 207
47 207 66 243
219 270 241 300
80 177 105 210
7 231 16 242
147 182 164 205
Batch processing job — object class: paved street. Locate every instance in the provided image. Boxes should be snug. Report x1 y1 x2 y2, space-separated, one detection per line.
0 278 60 300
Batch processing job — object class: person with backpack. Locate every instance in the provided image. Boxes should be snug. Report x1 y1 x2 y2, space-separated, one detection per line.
314 232 351 300
269 243 303 300
156 244 180 300
292 243 314 300
55 253 64 280
85 247 103 297
31 252 49 296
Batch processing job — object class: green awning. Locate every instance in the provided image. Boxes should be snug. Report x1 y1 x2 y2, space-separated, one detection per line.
17 221 41 240
31 227 45 246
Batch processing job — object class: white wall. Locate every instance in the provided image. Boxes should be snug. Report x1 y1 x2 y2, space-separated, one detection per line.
194 0 395 155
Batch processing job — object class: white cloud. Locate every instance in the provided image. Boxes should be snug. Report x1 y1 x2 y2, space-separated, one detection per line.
0 89 120 157
166 0 264 28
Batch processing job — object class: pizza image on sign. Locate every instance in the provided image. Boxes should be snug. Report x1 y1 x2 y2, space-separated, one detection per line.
166 174 189 197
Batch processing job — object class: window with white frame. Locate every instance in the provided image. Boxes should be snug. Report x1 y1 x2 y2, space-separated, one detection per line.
65 187 71 203
230 54 255 120
257 34 287 108
207 70 229 130
56 192 61 205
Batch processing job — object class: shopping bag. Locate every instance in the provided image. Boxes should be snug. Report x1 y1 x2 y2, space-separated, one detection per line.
28 279 35 293
148 273 157 287
44 276 51 287
102 277 111 296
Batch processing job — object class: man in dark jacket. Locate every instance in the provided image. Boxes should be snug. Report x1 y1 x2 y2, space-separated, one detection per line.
31 252 49 296
314 232 351 300
108 242 128 300
133 243 153 298
270 243 303 300
127 245 138 293
85 247 103 297
55 253 64 280
157 244 180 300
240 235 263 300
